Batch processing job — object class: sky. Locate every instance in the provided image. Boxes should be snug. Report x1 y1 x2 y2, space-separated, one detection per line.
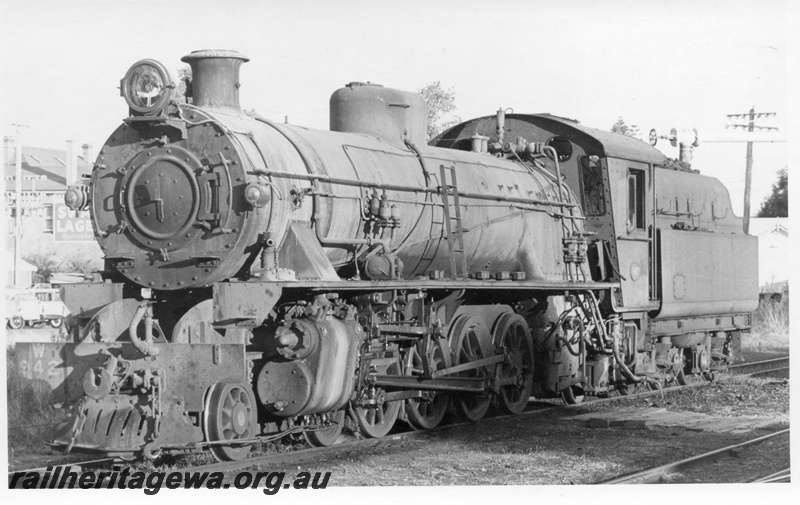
0 0 792 215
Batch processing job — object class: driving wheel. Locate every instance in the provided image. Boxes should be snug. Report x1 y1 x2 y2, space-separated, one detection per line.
449 314 492 421
405 341 451 430
492 312 534 415
353 363 401 438
203 382 257 462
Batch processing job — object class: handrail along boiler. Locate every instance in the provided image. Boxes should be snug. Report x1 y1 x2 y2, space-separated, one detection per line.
15 50 759 461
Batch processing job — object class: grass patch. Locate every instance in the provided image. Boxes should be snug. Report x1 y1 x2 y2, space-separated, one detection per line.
141 436 306 471
6 347 68 458
742 296 789 361
752 297 789 339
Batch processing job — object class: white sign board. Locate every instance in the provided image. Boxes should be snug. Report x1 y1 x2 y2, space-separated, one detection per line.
54 202 94 242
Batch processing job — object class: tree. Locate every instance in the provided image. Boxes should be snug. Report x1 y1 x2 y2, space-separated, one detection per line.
417 82 460 140
610 117 640 139
24 248 96 284
177 65 192 101
757 167 788 217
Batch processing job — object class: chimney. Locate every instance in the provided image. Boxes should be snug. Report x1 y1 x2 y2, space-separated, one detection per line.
81 143 93 165
66 140 75 185
180 50 249 110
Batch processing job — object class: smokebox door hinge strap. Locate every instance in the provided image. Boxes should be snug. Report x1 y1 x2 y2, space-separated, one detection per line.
196 152 234 232
197 171 221 222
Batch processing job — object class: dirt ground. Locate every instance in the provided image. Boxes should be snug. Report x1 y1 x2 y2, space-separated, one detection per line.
580 375 790 418
663 433 790 483
246 374 789 485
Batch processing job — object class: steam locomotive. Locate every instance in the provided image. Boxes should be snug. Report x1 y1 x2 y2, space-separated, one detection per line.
15 50 758 462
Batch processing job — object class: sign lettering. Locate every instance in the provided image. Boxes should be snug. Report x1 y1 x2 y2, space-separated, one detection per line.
54 202 94 242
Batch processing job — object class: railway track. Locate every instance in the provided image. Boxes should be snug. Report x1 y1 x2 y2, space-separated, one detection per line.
598 429 790 484
8 457 117 476
729 357 789 377
9 356 789 478
181 401 558 474
179 356 791 475
177 383 684 474
748 467 791 483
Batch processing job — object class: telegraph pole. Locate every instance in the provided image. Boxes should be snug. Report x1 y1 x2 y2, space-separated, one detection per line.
725 108 777 235
11 124 29 288
11 123 31 288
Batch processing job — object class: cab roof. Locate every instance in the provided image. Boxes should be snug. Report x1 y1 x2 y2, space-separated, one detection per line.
532 114 667 165
433 113 667 166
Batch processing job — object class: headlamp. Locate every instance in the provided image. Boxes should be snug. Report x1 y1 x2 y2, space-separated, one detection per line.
120 59 175 115
64 184 90 211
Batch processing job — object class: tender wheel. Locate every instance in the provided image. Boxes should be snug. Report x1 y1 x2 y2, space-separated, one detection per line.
354 363 401 438
677 370 710 385
450 314 492 421
676 349 708 385
676 368 688 386
560 384 585 405
667 351 683 386
304 410 345 447
8 316 24 330
492 313 534 415
203 383 257 462
49 318 63 328
675 348 693 386
405 342 450 430
615 382 636 396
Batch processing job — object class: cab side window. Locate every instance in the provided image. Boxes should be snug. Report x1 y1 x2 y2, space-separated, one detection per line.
579 156 605 215
628 169 645 230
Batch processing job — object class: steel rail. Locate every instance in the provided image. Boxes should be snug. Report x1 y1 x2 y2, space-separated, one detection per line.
747 467 791 483
178 402 563 474
174 377 719 475
729 357 789 377
8 457 117 477
599 429 790 484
